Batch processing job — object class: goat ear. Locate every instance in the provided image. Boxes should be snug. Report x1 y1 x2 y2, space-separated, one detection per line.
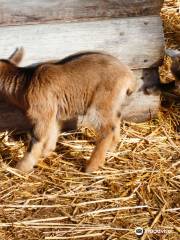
165 48 180 58
9 47 24 65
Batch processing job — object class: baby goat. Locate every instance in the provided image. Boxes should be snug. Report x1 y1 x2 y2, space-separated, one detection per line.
0 48 136 173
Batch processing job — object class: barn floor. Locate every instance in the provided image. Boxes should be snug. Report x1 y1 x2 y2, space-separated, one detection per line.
0 1 180 240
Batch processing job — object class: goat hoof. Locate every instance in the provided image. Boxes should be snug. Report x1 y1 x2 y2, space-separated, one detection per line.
16 156 35 172
16 162 33 172
42 149 53 158
16 161 34 172
85 163 99 173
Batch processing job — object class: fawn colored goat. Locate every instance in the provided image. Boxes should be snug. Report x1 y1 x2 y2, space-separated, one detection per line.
0 48 136 173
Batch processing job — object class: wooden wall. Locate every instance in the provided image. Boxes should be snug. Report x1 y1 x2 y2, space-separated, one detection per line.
0 0 164 26
0 0 164 68
0 0 164 132
0 16 164 68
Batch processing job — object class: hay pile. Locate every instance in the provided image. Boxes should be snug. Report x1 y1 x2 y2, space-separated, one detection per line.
160 0 180 84
0 1 180 240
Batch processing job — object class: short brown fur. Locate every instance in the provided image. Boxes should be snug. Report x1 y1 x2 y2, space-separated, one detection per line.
0 48 136 172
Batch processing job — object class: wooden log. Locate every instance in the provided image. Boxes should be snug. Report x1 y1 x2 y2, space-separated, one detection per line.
0 0 164 26
0 16 164 69
0 69 160 133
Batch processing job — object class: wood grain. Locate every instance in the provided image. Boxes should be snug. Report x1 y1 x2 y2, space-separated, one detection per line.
0 69 160 133
0 16 164 69
0 0 164 26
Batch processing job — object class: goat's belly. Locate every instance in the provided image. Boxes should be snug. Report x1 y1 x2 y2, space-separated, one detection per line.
57 104 85 121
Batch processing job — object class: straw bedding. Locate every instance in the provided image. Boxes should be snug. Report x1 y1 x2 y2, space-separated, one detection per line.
0 1 179 239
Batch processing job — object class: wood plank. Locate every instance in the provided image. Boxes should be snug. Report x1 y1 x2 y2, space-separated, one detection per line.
0 16 164 69
0 0 164 26
0 69 161 133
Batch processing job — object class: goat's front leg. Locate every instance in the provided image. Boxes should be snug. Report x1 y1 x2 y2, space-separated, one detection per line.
16 111 56 172
16 134 45 172
42 117 59 157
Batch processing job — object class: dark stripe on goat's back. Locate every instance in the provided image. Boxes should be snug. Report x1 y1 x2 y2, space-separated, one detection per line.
56 52 102 65
0 59 11 64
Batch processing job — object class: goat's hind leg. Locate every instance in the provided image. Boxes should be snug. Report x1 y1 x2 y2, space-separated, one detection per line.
85 107 120 172
85 123 115 173
109 113 121 152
